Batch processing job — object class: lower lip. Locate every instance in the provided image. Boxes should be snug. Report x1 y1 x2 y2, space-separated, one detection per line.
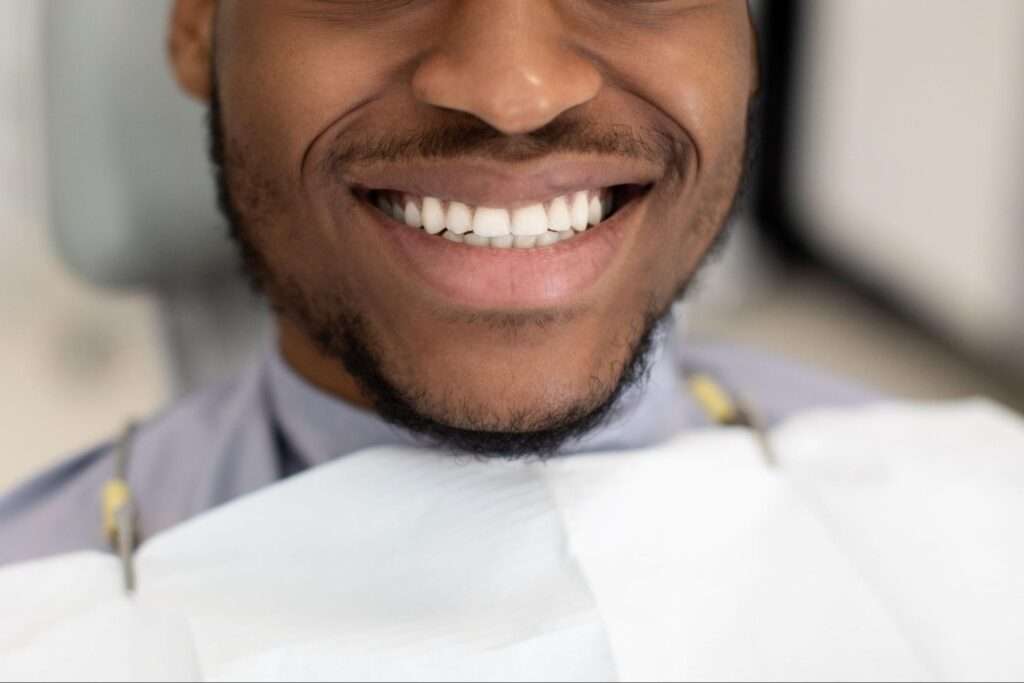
353 189 648 311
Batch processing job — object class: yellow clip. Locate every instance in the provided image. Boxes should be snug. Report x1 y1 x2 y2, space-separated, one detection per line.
102 478 132 547
687 373 740 426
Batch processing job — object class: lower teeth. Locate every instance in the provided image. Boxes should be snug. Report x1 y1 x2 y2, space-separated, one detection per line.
430 228 579 249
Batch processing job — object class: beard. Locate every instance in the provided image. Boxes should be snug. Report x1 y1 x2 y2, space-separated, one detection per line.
207 84 754 459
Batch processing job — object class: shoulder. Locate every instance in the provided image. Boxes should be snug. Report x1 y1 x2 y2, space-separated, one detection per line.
0 443 115 566
677 341 884 425
0 359 275 568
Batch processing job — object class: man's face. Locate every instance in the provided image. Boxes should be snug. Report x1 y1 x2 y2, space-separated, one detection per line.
172 0 757 454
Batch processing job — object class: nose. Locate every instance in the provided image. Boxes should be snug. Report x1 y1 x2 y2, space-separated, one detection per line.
411 0 602 135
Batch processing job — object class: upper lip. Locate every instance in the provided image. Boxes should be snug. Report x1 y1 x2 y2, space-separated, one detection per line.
344 157 660 208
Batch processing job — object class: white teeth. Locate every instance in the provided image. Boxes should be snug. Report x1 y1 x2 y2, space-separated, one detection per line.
371 187 623 248
571 191 590 231
536 231 560 247
421 196 446 235
404 198 422 228
548 196 572 232
511 204 548 236
445 201 472 234
472 207 511 237
440 230 566 249
588 195 603 226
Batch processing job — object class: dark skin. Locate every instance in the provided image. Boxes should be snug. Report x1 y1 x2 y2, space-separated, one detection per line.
169 0 757 448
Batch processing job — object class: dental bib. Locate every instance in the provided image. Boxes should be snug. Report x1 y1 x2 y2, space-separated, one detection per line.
2 399 1023 682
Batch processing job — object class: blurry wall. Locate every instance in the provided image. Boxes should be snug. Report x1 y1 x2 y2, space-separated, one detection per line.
788 0 1024 375
0 1 168 490
690 0 1024 411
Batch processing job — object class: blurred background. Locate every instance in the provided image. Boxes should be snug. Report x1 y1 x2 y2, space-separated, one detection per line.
1 0 1022 491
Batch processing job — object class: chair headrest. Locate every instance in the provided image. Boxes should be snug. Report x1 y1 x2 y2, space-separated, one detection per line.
44 0 234 289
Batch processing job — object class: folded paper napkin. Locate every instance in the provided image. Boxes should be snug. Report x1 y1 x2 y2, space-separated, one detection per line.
2 398 1022 682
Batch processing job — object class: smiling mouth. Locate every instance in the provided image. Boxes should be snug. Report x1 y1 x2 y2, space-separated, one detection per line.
354 183 652 249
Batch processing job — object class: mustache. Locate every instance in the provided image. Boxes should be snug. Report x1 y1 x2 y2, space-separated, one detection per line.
318 112 683 177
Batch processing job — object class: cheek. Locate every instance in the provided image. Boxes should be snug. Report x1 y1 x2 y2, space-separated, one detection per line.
633 34 752 274
214 15 404 285
215 10 402 202
610 8 753 172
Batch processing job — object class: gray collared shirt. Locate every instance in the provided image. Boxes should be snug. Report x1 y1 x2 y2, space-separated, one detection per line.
0 329 879 567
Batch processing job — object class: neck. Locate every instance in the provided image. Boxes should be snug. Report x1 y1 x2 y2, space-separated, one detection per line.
277 316 376 411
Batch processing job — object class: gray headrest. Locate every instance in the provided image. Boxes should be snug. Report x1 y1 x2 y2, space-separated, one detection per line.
44 0 234 289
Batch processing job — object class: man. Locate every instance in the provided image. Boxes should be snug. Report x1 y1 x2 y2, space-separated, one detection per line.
2 2 1022 680
2 0 838 558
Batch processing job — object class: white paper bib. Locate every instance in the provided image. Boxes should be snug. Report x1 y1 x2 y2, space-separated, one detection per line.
2 399 1022 682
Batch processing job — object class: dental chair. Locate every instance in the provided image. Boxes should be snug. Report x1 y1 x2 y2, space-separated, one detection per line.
45 0 269 397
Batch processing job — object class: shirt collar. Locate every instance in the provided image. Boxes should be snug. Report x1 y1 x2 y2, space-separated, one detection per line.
265 323 708 467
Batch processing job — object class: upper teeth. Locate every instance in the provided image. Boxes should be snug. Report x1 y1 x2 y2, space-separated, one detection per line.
371 189 615 248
